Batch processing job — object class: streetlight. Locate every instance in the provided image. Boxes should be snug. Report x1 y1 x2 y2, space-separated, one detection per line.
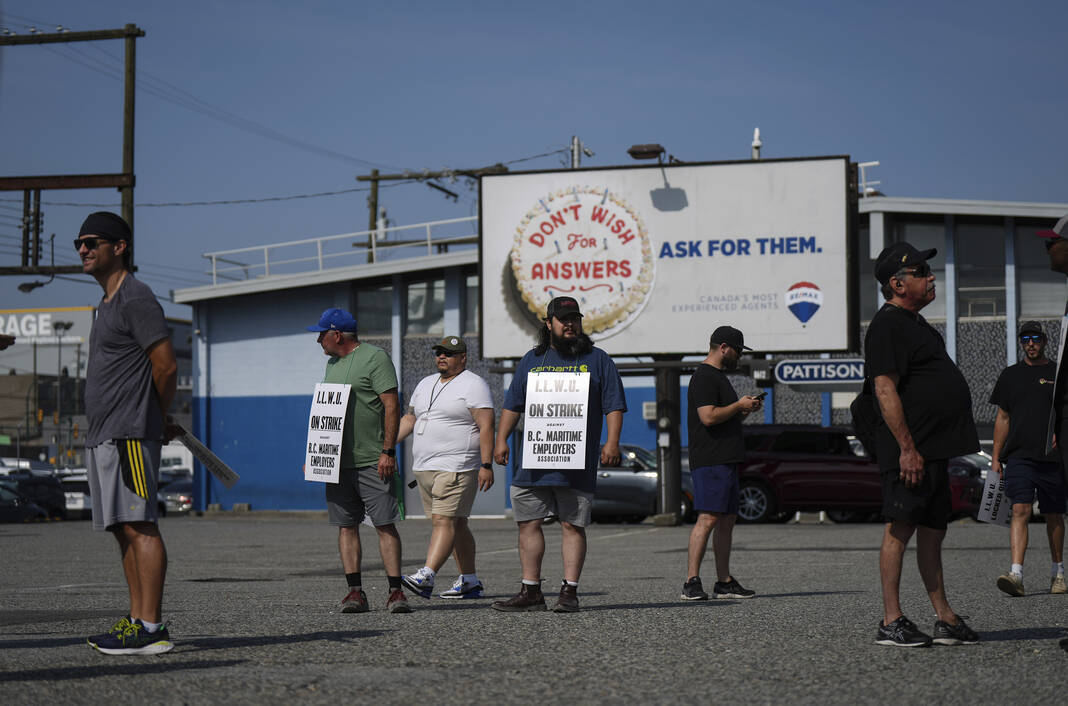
627 143 684 164
54 321 73 463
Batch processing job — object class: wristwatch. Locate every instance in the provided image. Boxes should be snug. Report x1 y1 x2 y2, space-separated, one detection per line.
480 462 493 470
381 448 396 457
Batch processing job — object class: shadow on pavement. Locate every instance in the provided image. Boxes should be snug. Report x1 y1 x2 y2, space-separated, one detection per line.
582 600 736 611
0 609 119 628
974 626 1068 642
0 659 247 682
179 629 385 651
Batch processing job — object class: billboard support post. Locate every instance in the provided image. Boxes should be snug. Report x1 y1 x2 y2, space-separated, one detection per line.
652 360 682 526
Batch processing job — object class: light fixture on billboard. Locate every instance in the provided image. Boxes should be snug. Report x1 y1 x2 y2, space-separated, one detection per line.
627 144 666 161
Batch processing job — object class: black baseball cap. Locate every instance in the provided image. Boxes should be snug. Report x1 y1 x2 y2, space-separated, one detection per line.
874 242 937 285
710 325 752 352
1018 321 1045 337
546 296 583 320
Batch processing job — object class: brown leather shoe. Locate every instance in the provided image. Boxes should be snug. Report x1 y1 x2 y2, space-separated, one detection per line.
491 583 547 612
553 582 579 613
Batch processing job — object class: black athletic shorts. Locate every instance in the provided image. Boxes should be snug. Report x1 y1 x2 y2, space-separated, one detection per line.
881 458 951 530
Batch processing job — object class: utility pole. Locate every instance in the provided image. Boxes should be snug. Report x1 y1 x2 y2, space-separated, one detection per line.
356 163 509 258
0 24 144 275
570 135 594 169
365 169 379 263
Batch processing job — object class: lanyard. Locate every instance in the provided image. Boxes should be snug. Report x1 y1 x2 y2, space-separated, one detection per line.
426 374 458 415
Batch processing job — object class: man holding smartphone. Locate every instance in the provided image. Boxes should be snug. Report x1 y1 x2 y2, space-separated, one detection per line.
681 325 763 601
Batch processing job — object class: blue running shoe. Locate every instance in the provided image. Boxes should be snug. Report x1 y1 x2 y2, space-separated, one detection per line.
401 570 434 599
439 576 484 599
88 619 173 655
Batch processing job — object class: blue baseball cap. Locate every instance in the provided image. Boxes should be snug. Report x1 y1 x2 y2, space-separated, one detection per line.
307 308 358 333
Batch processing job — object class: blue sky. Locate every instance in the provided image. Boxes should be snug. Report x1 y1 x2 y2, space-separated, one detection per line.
2 0 1065 317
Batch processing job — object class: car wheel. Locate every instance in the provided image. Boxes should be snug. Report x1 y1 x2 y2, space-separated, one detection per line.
737 483 776 523
680 493 695 523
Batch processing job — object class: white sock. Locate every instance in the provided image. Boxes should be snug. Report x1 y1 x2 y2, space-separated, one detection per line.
564 579 578 587
521 578 540 586
140 619 162 633
1011 563 1023 578
460 573 478 584
1053 562 1064 577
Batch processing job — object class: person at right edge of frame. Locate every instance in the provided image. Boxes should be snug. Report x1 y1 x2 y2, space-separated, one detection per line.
680 326 763 602
867 242 981 648
1037 214 1068 592
989 320 1066 597
491 296 626 613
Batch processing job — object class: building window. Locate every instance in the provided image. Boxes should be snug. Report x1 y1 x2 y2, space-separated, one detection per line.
407 278 445 335
955 220 1005 318
1016 221 1066 317
355 284 392 336
464 274 479 334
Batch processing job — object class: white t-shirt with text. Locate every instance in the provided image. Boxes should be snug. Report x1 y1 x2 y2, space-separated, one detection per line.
408 369 494 472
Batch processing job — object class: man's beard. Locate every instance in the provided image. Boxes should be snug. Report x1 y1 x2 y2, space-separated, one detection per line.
722 353 739 371
551 331 590 357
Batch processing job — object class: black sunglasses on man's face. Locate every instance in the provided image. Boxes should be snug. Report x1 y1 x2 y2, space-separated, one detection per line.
895 262 931 280
1020 334 1044 344
74 236 114 251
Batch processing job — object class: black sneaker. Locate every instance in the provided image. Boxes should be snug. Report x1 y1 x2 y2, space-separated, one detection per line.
681 576 708 601
876 615 932 647
713 577 755 599
932 616 979 646
88 619 174 655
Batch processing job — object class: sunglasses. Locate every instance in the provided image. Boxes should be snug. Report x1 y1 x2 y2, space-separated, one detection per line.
73 236 113 251
434 350 461 358
1020 334 1044 343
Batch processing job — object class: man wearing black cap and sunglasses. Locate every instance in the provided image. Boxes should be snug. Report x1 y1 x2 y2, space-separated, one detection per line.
989 321 1066 597
492 296 626 613
866 242 980 648
681 325 763 602
76 212 179 655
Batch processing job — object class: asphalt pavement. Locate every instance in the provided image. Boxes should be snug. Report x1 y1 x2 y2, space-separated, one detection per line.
1 513 1066 704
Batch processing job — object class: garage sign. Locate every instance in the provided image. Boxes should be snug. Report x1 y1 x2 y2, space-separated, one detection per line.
775 358 865 385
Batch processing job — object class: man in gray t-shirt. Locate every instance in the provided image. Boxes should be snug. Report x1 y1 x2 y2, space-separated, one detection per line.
77 212 179 656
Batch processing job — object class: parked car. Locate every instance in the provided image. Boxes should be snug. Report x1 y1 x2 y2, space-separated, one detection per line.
0 485 48 523
59 470 168 519
0 472 66 519
718 425 984 523
161 479 194 515
592 444 695 522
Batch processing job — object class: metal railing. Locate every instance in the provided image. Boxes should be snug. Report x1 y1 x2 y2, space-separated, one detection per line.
202 216 479 286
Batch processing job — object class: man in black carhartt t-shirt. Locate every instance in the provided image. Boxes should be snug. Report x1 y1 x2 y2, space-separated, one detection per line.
866 242 980 648
680 326 762 602
989 321 1066 597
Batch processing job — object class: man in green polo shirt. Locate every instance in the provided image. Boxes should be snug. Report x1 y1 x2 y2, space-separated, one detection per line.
307 308 409 614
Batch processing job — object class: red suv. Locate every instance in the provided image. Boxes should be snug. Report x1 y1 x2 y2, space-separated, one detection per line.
733 425 985 523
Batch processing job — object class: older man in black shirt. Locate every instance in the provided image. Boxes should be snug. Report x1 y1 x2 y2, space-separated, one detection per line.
866 242 980 648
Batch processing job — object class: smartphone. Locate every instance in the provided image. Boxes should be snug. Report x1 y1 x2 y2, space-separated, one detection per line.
753 391 768 401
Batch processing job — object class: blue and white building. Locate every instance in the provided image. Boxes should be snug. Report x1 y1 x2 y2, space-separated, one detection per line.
174 195 1068 513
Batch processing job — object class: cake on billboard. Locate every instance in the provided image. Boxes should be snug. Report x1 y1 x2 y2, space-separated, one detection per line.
785 281 822 325
509 185 655 336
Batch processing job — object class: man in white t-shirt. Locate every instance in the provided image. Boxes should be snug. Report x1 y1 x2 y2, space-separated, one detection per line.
399 336 495 599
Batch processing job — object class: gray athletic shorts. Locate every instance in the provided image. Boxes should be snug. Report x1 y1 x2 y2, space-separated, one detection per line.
87 439 162 531
326 465 401 527
510 485 593 527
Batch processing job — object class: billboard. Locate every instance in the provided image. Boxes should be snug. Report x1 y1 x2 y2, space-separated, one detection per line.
479 156 856 358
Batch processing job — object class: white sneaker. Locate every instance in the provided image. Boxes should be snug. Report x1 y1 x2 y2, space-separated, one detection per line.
401 568 434 599
438 576 484 599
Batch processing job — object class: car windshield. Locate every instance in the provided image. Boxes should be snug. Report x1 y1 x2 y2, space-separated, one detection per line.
625 446 657 468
